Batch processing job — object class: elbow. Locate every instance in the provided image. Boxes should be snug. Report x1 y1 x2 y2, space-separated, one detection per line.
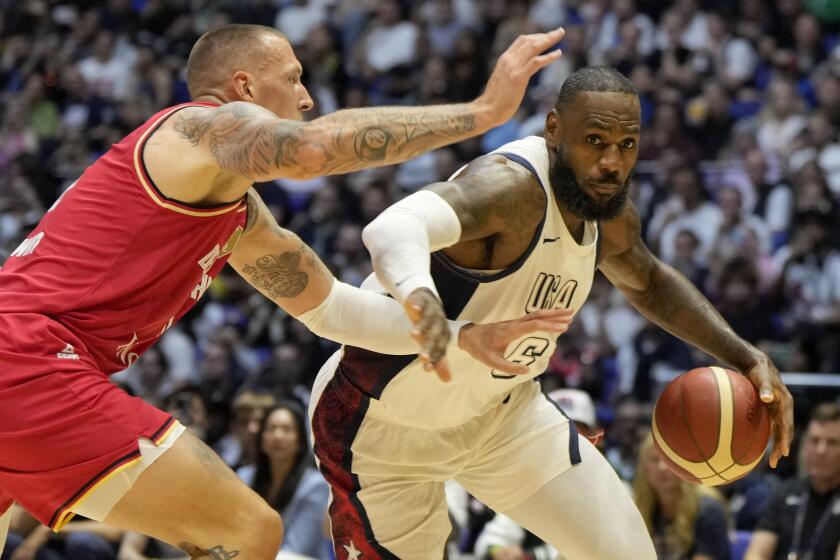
361 218 385 254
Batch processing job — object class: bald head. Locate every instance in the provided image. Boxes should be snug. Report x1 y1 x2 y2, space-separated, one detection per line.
186 24 289 99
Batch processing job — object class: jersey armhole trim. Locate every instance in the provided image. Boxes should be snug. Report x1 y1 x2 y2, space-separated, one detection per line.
133 103 245 217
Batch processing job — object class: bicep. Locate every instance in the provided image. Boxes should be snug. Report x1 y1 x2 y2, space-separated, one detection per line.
229 191 334 316
169 102 308 182
425 155 543 242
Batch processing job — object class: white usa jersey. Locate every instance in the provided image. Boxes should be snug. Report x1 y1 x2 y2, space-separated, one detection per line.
316 136 599 429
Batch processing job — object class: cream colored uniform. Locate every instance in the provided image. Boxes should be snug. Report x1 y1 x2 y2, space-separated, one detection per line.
310 137 654 560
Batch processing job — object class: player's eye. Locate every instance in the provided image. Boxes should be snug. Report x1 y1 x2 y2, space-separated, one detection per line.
288 76 299 84
586 135 601 145
621 139 636 150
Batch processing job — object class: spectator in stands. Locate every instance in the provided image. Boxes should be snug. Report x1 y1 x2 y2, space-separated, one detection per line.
744 148 794 248
647 164 722 266
745 402 840 560
214 390 277 470
238 401 329 560
634 434 731 560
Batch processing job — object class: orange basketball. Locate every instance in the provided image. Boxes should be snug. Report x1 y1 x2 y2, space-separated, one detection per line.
652 366 771 486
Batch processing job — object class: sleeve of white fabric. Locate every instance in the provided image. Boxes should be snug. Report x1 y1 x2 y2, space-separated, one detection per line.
362 190 462 303
296 279 469 355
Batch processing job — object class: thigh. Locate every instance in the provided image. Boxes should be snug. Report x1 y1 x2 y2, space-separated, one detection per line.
501 437 655 560
456 385 581 512
0 503 10 559
104 429 281 558
311 373 451 560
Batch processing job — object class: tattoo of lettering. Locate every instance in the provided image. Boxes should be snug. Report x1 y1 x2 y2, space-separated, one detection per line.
178 543 240 559
171 102 477 180
241 251 308 298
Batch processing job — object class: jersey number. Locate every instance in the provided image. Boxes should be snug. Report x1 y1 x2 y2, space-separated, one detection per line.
490 336 550 380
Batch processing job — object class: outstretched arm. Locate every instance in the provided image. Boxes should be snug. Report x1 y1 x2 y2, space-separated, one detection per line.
598 202 793 468
171 28 564 182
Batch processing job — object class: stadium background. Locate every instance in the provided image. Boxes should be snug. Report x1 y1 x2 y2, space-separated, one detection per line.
2 0 840 558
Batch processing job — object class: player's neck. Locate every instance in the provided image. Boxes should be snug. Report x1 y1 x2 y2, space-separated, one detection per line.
193 94 226 106
558 205 586 244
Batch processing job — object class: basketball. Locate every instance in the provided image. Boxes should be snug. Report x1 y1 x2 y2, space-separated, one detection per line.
652 366 771 486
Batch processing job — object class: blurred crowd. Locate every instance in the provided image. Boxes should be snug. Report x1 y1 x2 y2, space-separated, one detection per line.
3 0 840 558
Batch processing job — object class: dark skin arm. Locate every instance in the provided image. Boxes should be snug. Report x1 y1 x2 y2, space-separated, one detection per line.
598 202 793 467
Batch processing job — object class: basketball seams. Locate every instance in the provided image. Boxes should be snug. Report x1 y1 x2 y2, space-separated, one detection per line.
653 366 768 486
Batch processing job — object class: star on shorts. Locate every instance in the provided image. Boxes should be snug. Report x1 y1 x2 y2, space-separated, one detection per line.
343 541 362 559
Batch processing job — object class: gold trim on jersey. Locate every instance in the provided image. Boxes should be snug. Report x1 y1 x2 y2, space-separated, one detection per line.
132 105 244 217
51 420 182 531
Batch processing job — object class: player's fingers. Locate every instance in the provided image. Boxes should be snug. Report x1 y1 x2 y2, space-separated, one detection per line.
525 50 563 73
405 301 423 324
432 357 451 382
481 351 529 375
513 319 570 337
525 27 565 53
524 308 574 321
759 378 775 402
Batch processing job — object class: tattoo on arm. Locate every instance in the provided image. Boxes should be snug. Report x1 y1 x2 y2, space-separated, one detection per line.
241 250 309 298
178 543 240 559
172 101 477 181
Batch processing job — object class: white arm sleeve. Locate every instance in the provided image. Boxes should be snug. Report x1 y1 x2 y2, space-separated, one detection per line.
296 279 469 355
362 190 462 303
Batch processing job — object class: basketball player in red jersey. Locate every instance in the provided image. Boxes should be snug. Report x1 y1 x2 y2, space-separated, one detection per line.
0 24 571 558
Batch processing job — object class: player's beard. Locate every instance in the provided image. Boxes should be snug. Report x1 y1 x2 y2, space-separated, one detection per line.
548 145 632 221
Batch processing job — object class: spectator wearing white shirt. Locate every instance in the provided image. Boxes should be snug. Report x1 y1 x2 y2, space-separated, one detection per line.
647 165 723 264
275 0 329 48
76 31 136 102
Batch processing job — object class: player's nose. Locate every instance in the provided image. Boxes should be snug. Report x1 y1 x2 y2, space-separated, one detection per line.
299 86 314 113
597 144 621 175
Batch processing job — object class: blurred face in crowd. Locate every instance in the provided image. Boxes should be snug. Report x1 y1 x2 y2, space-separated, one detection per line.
718 186 743 224
672 168 702 206
642 444 682 495
261 408 302 463
545 91 640 221
803 418 840 488
745 149 767 186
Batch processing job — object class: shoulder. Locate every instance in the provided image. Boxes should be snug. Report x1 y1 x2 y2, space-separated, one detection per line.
439 153 545 212
598 201 643 260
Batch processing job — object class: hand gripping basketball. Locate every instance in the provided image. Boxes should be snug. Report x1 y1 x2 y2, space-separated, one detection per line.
745 353 794 468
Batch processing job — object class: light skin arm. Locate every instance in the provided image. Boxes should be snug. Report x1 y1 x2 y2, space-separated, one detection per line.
167 29 565 184
598 202 793 467
743 530 778 560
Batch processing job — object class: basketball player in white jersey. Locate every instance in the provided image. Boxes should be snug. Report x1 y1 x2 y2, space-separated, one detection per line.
309 67 795 560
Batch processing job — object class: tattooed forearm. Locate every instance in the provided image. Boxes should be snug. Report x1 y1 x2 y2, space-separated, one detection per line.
172 101 479 181
178 543 240 559
241 251 308 298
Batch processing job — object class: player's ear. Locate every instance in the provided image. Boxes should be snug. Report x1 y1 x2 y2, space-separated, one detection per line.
232 70 256 102
544 108 562 149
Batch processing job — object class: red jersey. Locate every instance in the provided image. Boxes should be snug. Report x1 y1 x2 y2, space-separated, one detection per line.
0 102 248 374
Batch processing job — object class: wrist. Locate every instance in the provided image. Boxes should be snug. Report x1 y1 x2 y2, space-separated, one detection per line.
453 320 474 350
467 99 495 134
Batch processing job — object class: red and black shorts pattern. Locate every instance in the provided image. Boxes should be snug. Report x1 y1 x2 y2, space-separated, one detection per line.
311 369 400 560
